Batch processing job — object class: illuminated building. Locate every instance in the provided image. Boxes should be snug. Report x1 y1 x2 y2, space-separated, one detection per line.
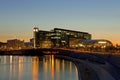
50 28 91 48
33 27 91 48
30 38 34 42
33 27 50 48
79 39 113 48
24 42 34 49
7 39 24 50
0 42 7 50
33 27 39 48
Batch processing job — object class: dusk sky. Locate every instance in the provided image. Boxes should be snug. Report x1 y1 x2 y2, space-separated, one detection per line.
0 0 120 44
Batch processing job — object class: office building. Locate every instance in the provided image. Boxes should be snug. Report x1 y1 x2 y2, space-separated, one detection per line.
33 27 91 48
79 39 113 48
0 42 7 50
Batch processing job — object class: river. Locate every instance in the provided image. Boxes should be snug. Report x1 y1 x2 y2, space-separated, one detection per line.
0 55 78 80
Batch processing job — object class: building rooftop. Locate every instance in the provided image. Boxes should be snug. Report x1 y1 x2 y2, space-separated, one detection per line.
54 28 89 34
80 39 113 44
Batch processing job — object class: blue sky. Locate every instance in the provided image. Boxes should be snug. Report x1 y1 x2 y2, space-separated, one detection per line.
0 0 120 44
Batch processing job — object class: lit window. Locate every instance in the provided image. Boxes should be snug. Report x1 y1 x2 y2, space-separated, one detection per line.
98 41 107 44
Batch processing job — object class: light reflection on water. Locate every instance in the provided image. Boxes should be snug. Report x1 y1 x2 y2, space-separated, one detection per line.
0 55 78 80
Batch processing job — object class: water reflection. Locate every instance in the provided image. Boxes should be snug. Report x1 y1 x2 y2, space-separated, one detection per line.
32 57 39 80
51 55 55 80
0 55 78 80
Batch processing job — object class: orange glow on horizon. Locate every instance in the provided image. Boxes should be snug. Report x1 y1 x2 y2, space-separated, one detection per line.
107 39 120 45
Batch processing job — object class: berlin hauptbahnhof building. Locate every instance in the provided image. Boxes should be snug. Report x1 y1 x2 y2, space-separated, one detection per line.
33 27 112 48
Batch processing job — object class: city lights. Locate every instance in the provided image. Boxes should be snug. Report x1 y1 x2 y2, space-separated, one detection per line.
33 27 39 32
98 41 107 44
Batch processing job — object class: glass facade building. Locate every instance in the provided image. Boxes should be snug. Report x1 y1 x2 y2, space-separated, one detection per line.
79 39 113 48
33 27 91 48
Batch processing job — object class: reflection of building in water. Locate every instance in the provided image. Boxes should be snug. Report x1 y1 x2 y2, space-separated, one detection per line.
55 58 60 79
43 60 47 79
51 55 55 80
3 56 6 64
18 57 24 80
32 57 39 80
70 62 72 73
9 56 12 80
62 60 65 74
10 56 12 64
9 56 18 80
0 55 78 80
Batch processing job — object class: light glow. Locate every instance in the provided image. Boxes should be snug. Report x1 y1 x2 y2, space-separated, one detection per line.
98 41 107 44
34 29 38 32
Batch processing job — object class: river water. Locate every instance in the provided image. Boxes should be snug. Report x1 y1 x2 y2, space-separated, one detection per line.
0 55 78 80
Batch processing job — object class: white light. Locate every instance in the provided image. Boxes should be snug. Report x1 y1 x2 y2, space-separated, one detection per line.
98 41 107 44
33 27 39 32
61 41 66 42
33 29 38 32
36 29 38 32
79 44 83 47
33 29 36 32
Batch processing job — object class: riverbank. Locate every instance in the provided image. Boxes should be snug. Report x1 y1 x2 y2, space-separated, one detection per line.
55 53 120 80
55 55 99 80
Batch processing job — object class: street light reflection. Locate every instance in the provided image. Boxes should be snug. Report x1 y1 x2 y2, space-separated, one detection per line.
32 57 39 80
0 55 78 80
51 55 54 80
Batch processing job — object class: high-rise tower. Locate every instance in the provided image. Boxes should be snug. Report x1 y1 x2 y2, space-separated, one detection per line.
33 27 39 48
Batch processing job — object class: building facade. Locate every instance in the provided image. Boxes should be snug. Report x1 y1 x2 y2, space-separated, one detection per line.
7 39 24 50
24 42 34 49
0 42 7 50
79 39 113 48
33 27 91 48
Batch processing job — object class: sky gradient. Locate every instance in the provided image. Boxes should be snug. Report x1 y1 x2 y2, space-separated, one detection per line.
0 0 120 44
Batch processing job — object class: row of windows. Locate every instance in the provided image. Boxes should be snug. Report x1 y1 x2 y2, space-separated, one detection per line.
34 28 91 48
35 32 91 40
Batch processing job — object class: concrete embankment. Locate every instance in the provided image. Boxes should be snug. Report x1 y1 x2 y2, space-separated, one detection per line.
55 55 99 80
57 50 120 80
86 52 120 70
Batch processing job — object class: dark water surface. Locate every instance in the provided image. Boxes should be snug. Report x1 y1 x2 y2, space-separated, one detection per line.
0 55 78 80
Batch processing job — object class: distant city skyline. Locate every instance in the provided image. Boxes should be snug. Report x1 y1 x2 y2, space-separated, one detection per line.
0 0 120 45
